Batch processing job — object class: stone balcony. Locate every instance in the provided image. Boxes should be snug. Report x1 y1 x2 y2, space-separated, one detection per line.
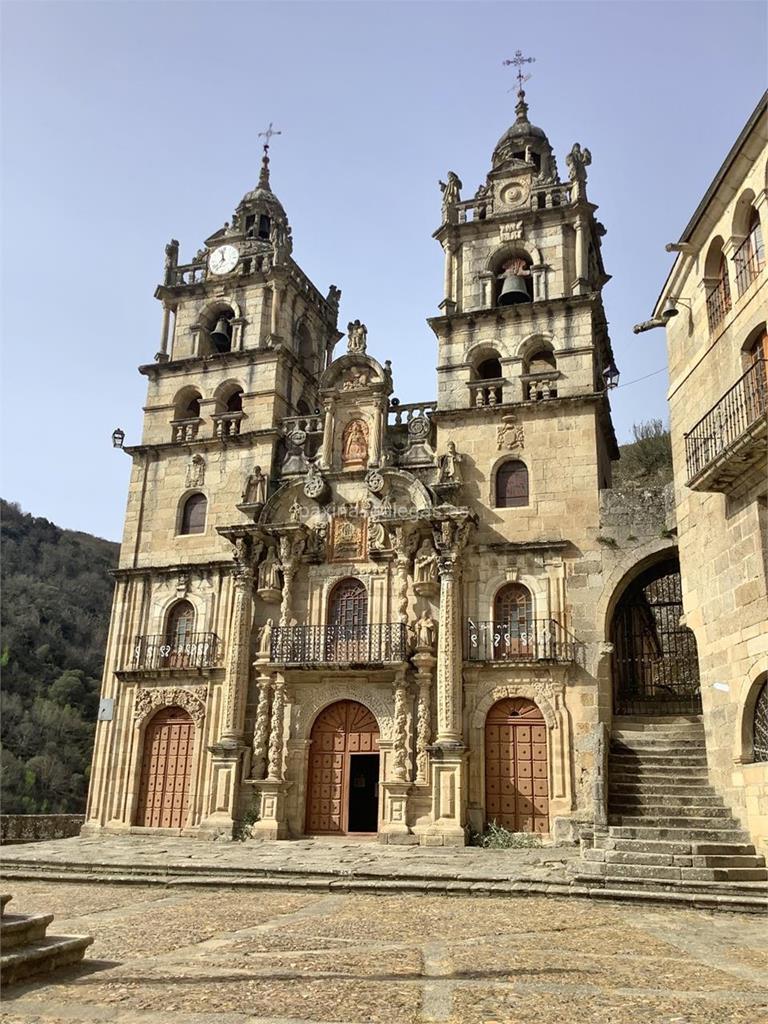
684 358 767 492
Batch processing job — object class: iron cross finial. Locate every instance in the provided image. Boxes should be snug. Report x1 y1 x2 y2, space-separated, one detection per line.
258 121 282 153
503 50 536 92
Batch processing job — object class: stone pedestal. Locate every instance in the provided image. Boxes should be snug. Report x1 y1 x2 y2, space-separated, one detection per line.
380 781 413 844
250 780 292 840
421 743 468 847
199 740 246 839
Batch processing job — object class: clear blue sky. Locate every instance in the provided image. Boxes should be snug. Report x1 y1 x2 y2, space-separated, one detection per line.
2 1 765 542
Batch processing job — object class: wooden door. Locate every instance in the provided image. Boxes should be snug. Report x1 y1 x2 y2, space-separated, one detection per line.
135 706 194 829
306 700 379 834
485 698 549 834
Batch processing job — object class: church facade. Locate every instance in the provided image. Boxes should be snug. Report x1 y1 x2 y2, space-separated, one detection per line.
84 91 725 849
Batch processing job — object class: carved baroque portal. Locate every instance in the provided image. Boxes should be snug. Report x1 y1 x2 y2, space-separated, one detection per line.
342 418 369 469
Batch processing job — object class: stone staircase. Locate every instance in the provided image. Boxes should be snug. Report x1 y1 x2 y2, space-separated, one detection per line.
0 893 93 987
573 717 768 913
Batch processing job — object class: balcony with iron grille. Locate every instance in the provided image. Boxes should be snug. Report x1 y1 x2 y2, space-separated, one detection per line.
124 633 223 674
684 359 768 492
269 623 409 667
465 619 584 665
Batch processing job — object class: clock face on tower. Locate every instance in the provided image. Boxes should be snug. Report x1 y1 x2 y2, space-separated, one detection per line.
208 244 239 276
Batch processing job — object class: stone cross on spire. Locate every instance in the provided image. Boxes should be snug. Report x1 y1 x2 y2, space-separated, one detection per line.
257 122 282 189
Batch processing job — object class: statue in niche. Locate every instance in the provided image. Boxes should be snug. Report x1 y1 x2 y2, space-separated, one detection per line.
342 418 369 468
437 441 462 484
242 465 267 505
257 618 273 659
347 319 368 354
414 609 436 651
413 538 439 595
368 519 388 551
257 548 282 602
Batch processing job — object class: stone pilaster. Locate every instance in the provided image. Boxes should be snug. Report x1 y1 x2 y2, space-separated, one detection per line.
221 565 254 743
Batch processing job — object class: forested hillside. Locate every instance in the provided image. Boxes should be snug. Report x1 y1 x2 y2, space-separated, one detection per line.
613 420 673 489
1 500 119 813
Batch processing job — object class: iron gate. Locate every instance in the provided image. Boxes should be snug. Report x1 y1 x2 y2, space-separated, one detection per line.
612 561 701 715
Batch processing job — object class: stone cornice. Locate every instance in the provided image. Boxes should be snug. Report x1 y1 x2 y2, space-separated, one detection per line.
112 559 232 581
427 292 597 332
123 427 278 457
139 347 279 380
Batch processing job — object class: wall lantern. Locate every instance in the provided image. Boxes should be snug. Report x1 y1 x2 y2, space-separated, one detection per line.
602 363 620 390
112 427 126 449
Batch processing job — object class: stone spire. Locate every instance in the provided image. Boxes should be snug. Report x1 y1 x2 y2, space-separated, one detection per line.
258 146 271 190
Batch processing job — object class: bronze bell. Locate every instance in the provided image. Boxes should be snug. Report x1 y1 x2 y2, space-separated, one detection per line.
497 273 532 306
210 317 232 351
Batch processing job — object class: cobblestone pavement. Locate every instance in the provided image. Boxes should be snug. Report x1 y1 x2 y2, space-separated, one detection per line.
0 835 576 886
2 881 767 1024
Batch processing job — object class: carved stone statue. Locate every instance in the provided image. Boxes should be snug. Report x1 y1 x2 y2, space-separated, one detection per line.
368 519 388 551
439 171 462 222
270 219 292 264
164 238 179 280
437 441 462 484
347 319 368 354
413 538 439 595
257 548 282 602
242 465 267 505
257 619 273 659
414 610 436 651
326 285 342 313
566 143 591 198
342 418 369 468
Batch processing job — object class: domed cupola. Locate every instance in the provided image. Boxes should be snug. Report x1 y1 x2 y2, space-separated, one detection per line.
231 145 291 249
491 90 559 183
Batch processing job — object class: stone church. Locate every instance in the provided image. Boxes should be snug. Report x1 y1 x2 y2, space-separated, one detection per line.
83 82 767 883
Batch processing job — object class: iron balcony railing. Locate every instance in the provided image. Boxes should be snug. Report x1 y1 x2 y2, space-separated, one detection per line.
734 233 765 296
130 633 222 671
684 359 767 482
466 619 583 663
270 623 409 665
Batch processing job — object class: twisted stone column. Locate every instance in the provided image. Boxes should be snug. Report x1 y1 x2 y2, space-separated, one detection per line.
412 650 435 784
249 671 272 780
221 566 254 742
267 675 286 781
391 674 409 781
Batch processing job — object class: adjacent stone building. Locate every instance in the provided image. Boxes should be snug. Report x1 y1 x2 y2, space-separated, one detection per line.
83 87 763 868
651 92 768 854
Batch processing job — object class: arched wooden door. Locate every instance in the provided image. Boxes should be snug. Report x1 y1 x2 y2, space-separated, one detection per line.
135 706 195 829
485 698 549 834
306 700 380 835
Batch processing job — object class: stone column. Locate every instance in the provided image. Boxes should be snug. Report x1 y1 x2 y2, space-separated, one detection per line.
434 552 463 744
370 397 385 466
221 566 254 743
443 241 453 304
320 398 335 469
381 671 412 844
412 649 436 784
251 673 291 839
279 562 297 627
574 216 588 295
270 283 281 336
248 667 271 781
156 302 172 361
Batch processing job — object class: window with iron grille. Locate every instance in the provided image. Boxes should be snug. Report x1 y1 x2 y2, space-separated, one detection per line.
180 493 207 535
329 577 368 628
496 460 529 507
166 600 195 644
753 680 768 762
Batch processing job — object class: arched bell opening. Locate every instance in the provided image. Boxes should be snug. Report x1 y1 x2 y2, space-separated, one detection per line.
305 700 380 836
610 558 701 716
490 250 533 307
200 303 236 354
484 698 549 834
134 706 195 829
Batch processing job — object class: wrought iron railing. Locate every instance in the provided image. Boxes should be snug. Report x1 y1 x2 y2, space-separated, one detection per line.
734 234 764 296
705 277 731 333
270 623 409 664
684 359 767 481
130 633 222 671
465 619 583 663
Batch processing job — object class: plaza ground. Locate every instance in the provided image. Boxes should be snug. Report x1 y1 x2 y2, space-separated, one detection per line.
1 877 766 1024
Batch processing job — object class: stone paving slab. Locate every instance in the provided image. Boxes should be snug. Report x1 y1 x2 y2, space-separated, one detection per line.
1 881 767 1023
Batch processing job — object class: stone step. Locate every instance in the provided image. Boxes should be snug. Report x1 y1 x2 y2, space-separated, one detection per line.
608 795 727 811
612 715 704 729
0 894 12 916
609 769 710 784
609 814 742 829
0 934 94 987
609 825 752 842
572 872 768 902
575 860 768 885
611 737 706 750
0 912 54 950
609 753 709 767
609 781 717 795
694 854 767 868
592 836 758 856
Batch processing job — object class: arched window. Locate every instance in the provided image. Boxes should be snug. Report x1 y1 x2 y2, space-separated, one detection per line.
471 349 503 407
225 388 243 413
327 577 368 660
180 493 207 535
166 600 195 643
705 242 731 332
296 323 315 375
735 208 765 295
753 680 768 762
171 389 203 443
492 584 533 659
495 255 533 306
185 395 201 417
495 460 529 508
524 347 558 400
